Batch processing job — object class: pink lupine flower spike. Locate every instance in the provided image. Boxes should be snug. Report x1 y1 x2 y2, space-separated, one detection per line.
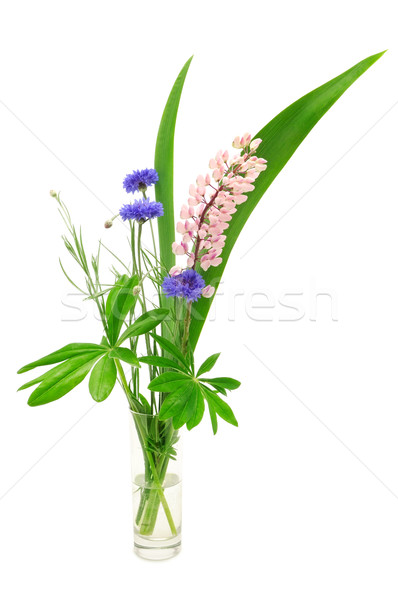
170 133 267 299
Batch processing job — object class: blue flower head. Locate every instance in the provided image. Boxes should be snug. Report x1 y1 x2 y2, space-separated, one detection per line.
119 197 164 222
123 168 159 194
162 269 205 303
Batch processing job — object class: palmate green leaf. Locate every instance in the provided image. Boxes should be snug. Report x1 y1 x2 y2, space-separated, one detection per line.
196 352 221 377
89 355 117 402
199 376 241 390
201 385 238 428
106 274 139 345
109 347 140 367
148 371 190 393
17 343 106 374
189 51 386 349
27 353 103 406
117 309 169 345
155 55 193 275
139 355 189 373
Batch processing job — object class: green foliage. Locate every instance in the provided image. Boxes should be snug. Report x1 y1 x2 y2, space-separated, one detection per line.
89 355 117 402
148 371 191 393
149 349 240 433
155 55 193 274
105 274 139 345
196 353 221 377
139 355 187 373
199 377 241 390
17 343 106 374
201 385 238 427
188 51 386 349
109 347 140 367
27 353 104 406
150 333 191 370
117 309 169 344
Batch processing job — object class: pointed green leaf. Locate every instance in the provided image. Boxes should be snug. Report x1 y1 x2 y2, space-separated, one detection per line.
189 51 386 349
18 373 49 391
27 353 103 406
202 386 238 428
89 355 117 402
147 371 191 393
150 332 190 369
139 355 188 373
196 352 221 377
109 347 140 367
117 309 169 345
208 401 218 435
106 274 139 345
172 384 197 429
18 343 106 374
155 55 193 274
158 381 193 421
199 377 241 390
186 385 205 430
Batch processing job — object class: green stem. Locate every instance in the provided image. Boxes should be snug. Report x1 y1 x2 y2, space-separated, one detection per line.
137 223 156 412
181 301 192 356
115 360 177 537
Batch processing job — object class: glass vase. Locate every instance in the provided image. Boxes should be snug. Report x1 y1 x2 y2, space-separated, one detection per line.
129 410 182 560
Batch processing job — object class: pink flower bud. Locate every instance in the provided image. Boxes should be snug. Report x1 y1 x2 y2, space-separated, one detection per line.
169 266 182 276
250 138 262 150
172 242 186 256
180 204 190 219
202 285 215 298
213 168 222 181
176 221 186 234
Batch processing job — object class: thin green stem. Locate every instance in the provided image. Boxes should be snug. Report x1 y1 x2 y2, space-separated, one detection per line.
181 301 192 356
115 360 177 537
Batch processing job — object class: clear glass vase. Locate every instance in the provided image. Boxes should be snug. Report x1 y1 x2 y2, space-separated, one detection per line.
129 410 182 560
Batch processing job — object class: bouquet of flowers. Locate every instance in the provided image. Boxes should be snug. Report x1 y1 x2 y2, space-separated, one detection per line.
17 51 384 559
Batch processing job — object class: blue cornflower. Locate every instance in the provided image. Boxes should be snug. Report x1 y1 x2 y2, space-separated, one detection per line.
123 168 159 194
162 269 205 303
119 197 164 222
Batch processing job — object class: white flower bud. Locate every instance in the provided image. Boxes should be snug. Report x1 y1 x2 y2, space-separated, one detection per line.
104 220 113 229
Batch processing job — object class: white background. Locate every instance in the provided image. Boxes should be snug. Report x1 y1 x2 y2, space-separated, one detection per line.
1 1 397 598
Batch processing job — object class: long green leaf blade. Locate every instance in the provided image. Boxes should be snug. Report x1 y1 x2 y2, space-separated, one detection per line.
139 355 188 373
117 309 169 345
148 371 190 393
202 386 238 428
186 385 205 430
106 274 139 345
89 355 117 402
27 353 103 406
155 55 193 274
18 343 106 374
189 51 385 349
196 352 221 377
109 347 140 367
199 376 241 390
